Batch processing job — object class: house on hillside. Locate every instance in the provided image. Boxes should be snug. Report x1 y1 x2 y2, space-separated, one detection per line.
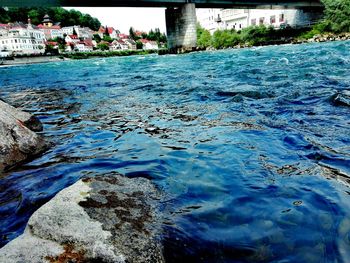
65 34 79 44
62 26 94 40
37 14 63 40
109 39 128 51
122 38 137 50
98 26 119 39
0 20 46 55
139 39 158 50
75 40 94 52
0 24 9 37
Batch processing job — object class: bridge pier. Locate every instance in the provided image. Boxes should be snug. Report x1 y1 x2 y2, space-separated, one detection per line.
165 3 197 53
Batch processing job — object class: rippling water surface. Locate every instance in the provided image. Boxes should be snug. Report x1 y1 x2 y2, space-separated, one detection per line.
1 41 350 262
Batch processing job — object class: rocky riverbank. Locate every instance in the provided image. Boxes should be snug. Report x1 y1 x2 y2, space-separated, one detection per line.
0 173 164 263
0 99 49 172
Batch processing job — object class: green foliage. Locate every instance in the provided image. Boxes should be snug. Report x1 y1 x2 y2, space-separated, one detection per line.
130 27 166 43
322 0 350 32
102 35 113 43
104 26 110 36
212 29 240 48
93 34 101 43
240 26 275 45
97 43 109 51
63 49 159 59
196 23 211 48
0 7 101 31
136 40 143 49
129 27 138 40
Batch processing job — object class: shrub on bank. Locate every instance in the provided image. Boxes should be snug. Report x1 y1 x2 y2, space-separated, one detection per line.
197 0 350 49
212 29 240 49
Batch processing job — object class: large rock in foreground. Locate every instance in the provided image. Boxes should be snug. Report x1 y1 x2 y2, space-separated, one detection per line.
0 99 47 172
0 174 164 263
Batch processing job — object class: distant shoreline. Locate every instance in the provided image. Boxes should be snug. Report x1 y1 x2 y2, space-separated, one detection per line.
1 35 349 67
0 49 164 67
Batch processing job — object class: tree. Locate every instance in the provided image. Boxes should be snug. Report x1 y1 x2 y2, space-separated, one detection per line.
321 0 350 32
97 42 109 51
136 40 143 49
197 23 212 48
72 27 77 36
102 35 113 43
0 7 101 31
129 27 136 40
93 33 101 43
105 25 110 36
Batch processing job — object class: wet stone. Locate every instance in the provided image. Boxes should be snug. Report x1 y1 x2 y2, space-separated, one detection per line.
0 174 164 263
0 99 49 172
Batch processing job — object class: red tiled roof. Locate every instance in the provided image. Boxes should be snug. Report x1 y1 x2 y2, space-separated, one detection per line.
37 24 61 29
139 39 149 44
68 34 78 39
118 34 128 39
99 26 116 34
47 41 58 45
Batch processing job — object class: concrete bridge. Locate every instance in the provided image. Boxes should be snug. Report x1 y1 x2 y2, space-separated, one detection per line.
8 0 323 53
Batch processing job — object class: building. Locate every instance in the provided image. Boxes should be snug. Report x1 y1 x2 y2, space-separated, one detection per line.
197 8 322 33
196 9 225 34
75 40 94 52
221 9 249 30
122 38 137 50
139 39 158 50
0 24 8 37
65 34 79 44
37 14 63 40
0 21 46 55
98 26 119 39
109 39 128 51
61 26 94 40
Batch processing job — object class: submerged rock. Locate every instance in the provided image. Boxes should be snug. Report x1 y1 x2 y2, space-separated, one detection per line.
0 100 48 172
216 89 274 100
330 91 350 107
0 174 164 263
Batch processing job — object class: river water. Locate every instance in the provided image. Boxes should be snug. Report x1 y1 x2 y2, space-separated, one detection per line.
1 41 350 262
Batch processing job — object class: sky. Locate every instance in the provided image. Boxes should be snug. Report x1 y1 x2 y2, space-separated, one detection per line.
67 7 166 34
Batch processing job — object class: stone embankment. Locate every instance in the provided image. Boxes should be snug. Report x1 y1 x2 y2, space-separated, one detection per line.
306 32 350 43
0 173 164 263
0 56 66 66
0 99 48 172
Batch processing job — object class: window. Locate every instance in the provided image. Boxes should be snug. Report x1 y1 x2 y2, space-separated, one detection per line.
251 19 256 26
270 15 276 24
279 14 284 22
259 17 265 25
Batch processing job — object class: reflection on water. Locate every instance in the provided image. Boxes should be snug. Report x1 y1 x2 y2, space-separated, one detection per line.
0 41 350 262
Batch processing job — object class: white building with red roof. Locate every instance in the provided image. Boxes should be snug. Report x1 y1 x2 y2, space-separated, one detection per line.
98 26 119 39
62 26 94 40
139 39 159 50
75 39 94 52
109 39 129 51
0 20 45 55
37 14 63 40
65 34 80 44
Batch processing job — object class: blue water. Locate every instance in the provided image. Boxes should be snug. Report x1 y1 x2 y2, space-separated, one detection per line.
1 41 350 262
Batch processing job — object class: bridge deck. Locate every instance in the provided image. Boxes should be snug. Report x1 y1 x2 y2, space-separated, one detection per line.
5 0 323 8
